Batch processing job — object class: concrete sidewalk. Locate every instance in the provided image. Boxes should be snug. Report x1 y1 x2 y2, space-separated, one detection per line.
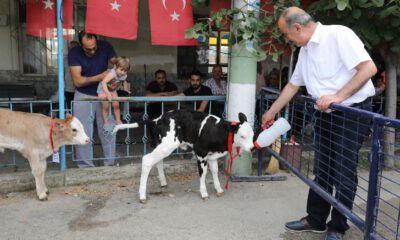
0 160 197 194
0 161 363 240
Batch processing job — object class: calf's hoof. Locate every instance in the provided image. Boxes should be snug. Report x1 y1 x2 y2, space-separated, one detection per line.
139 197 147 204
201 196 209 201
38 195 48 201
216 191 224 197
160 184 168 189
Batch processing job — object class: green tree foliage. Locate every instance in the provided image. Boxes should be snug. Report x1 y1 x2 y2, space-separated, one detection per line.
186 0 300 61
307 0 400 53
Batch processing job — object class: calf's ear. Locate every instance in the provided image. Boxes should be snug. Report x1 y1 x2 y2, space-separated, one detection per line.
238 112 247 123
65 114 73 124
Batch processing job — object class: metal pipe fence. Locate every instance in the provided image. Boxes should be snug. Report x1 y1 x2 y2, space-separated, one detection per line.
259 87 400 240
68 96 228 168
0 96 229 170
0 100 53 169
1 92 398 239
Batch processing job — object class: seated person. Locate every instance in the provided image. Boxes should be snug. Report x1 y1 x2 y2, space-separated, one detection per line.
204 65 227 95
265 68 280 90
178 69 212 113
145 69 178 119
204 65 226 117
145 69 178 147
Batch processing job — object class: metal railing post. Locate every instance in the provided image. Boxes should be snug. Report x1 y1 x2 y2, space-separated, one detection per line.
257 89 266 176
56 0 66 172
364 117 384 239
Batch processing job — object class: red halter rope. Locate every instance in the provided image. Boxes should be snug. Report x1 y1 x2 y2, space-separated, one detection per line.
49 118 55 153
225 122 241 190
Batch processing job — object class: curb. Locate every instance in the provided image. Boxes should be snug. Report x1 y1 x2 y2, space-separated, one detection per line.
0 160 197 194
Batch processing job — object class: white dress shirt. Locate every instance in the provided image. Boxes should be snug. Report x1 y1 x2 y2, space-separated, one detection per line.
290 23 375 106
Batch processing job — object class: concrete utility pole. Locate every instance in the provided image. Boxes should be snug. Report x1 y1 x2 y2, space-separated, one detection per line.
226 0 259 176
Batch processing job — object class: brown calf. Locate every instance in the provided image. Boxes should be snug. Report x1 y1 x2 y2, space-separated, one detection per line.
0 108 89 200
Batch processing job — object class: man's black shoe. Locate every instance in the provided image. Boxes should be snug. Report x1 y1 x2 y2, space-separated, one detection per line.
285 217 327 233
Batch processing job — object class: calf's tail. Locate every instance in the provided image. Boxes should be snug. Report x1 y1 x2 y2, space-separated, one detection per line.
112 123 139 134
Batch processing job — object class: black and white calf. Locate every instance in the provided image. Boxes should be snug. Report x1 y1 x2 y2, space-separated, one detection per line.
116 109 254 203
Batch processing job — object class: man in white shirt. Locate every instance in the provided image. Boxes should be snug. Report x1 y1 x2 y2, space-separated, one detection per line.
262 7 377 240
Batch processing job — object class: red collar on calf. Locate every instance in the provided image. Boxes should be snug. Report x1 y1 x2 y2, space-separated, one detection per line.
225 122 241 190
49 119 55 153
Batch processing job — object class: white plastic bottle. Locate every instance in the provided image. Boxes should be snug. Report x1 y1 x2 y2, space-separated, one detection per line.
254 117 291 149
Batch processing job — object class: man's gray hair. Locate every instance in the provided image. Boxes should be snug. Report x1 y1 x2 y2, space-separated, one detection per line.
281 8 313 29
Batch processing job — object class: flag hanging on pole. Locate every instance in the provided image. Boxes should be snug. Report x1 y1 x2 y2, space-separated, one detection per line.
149 0 197 46
26 0 73 38
86 0 139 40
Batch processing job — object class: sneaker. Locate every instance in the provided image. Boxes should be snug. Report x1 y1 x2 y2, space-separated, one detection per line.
325 231 343 240
285 217 327 233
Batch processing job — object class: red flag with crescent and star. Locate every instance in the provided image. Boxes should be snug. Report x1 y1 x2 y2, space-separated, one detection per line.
149 0 197 46
26 0 73 38
86 0 139 40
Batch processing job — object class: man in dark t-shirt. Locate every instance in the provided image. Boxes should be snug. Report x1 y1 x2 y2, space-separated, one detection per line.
145 69 178 148
145 69 178 119
180 69 212 113
68 31 117 168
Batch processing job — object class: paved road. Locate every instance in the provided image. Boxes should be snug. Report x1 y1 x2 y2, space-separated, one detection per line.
0 172 362 240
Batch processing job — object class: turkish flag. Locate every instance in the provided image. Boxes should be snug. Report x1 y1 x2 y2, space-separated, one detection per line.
26 0 73 38
210 0 231 30
86 0 139 40
149 0 197 46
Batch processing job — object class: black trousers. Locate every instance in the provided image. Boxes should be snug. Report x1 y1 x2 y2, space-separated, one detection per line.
65 91 75 110
306 98 372 233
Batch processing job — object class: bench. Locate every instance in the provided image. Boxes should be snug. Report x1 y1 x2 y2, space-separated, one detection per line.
0 83 36 101
0 83 50 114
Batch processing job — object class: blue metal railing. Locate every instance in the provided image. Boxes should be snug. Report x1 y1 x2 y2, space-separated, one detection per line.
259 87 400 240
1 92 399 239
0 100 53 168
69 96 228 167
